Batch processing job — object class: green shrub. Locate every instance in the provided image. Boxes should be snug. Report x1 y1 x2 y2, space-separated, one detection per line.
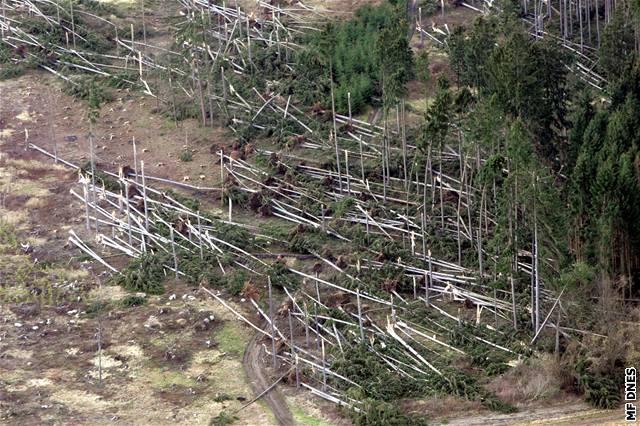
209 411 237 426
114 252 168 295
63 76 113 105
163 189 201 212
85 300 109 317
221 270 248 296
352 399 428 426
0 64 25 80
223 186 248 207
120 295 146 308
213 393 232 403
80 161 120 191
582 374 621 409
179 150 193 162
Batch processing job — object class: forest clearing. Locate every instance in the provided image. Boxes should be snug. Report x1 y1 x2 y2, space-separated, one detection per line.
1 0 639 425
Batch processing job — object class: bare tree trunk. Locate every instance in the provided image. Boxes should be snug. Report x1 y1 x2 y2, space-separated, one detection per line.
587 0 592 43
333 132 342 194
555 308 561 356
457 163 465 265
595 0 600 45
268 276 277 368
303 301 310 347
141 161 149 231
330 63 342 194
359 136 365 183
344 150 351 194
402 100 408 192
478 187 485 276
510 274 518 330
439 145 444 231
579 0 584 52
534 191 540 333
140 0 147 47
69 0 76 49
426 251 432 306
357 289 364 341
221 67 228 117
193 63 207 126
84 180 90 231
97 275 103 387
89 130 98 233
132 136 138 184
170 225 178 281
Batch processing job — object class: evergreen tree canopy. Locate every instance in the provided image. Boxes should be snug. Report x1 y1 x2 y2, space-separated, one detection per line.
293 0 412 113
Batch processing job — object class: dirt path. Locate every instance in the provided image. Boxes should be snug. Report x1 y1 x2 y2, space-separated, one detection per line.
435 401 624 425
243 331 295 426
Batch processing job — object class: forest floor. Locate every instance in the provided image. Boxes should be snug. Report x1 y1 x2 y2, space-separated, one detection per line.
0 76 339 425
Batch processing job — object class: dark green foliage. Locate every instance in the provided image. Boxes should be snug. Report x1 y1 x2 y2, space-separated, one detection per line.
223 186 248 207
85 300 109 317
292 1 411 113
80 161 120 191
566 90 595 168
369 237 410 262
581 374 621 409
167 101 201 121
476 154 506 187
330 197 356 219
0 63 25 80
163 190 200 212
209 223 253 249
179 251 221 286
419 76 452 153
569 63 640 278
572 357 622 409
221 270 248 296
63 76 113 105
287 227 326 254
450 18 569 159
351 399 428 426
113 252 168 295
448 18 498 88
19 9 112 54
208 411 237 426
483 33 568 157
120 295 146 308
179 150 193 162
598 10 637 81
212 393 232 403
333 339 513 413
268 262 297 289
75 0 120 16
105 71 138 89
333 343 427 401
377 14 413 110
0 44 12 64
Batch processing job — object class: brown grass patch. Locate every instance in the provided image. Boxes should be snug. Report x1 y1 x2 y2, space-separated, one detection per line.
487 354 563 404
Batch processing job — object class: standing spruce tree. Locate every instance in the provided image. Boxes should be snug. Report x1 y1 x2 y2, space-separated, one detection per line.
570 80 640 293
376 8 413 200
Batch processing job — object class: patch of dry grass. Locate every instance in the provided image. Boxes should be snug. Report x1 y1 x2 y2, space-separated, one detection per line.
487 354 562 404
51 388 111 410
